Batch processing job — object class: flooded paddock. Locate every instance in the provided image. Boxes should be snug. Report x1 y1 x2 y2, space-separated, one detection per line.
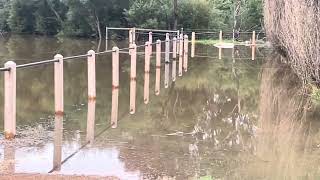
0 35 320 180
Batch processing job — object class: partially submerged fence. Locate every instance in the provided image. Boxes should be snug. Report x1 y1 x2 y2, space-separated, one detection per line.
1 26 260 140
0 29 193 140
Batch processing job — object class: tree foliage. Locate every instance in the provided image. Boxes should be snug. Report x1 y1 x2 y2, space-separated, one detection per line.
0 0 263 37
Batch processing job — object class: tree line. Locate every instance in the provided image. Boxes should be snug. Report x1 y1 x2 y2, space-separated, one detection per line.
0 0 263 38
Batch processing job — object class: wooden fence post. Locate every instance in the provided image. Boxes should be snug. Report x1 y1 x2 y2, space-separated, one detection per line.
172 37 177 82
183 35 189 72
129 29 133 45
54 54 64 116
130 44 137 114
149 32 153 54
252 31 256 45
87 50 96 101
173 37 177 59
179 34 183 76
144 42 151 104
132 27 136 43
4 61 16 139
155 40 161 95
106 27 109 51
191 32 195 58
165 33 170 63
111 47 119 128
177 32 180 56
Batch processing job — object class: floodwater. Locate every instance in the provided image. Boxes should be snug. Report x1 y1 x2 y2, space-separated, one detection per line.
0 35 320 180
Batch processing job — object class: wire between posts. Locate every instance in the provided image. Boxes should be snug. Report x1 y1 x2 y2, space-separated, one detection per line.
0 36 181 71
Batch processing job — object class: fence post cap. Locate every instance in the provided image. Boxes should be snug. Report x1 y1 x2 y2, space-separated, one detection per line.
54 54 63 59
184 35 188 38
156 39 161 43
87 50 95 55
112 47 119 51
130 43 137 48
4 61 16 66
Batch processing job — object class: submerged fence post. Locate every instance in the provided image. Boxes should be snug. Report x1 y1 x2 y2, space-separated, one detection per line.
130 44 137 114
191 32 195 58
155 40 161 95
165 33 170 63
111 47 119 128
183 35 189 72
4 61 16 139
54 54 64 116
149 32 153 54
87 50 96 101
179 34 183 76
144 42 151 104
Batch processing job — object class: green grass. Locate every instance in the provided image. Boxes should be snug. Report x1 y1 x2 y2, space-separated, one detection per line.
196 39 241 45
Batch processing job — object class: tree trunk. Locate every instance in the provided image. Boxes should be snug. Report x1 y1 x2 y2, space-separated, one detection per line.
233 0 242 31
173 0 178 30
94 12 102 41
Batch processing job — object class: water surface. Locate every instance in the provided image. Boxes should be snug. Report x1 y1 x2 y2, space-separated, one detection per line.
0 35 319 180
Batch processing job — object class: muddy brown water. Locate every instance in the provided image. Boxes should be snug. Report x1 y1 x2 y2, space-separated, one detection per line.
0 35 320 180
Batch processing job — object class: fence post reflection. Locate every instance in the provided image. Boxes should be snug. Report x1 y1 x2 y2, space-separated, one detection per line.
219 47 222 60
252 45 256 61
53 115 63 171
165 63 170 88
86 100 96 144
4 144 15 174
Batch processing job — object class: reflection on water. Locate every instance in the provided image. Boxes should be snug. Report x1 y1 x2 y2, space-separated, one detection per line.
0 35 319 179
